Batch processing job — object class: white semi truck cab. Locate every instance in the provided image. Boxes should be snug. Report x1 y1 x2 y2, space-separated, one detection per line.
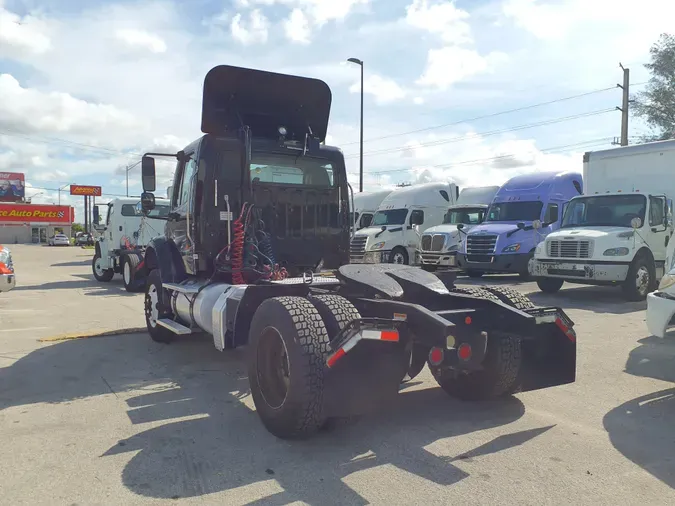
531 140 675 301
417 185 499 270
92 196 170 291
349 182 459 265
350 189 395 232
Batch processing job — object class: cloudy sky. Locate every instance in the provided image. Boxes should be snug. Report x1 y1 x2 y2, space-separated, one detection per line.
0 0 670 220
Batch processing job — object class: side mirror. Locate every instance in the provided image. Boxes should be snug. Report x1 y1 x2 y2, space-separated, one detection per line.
457 223 465 230
141 156 156 192
631 217 642 229
167 185 173 199
517 222 525 230
141 191 156 212
532 219 542 230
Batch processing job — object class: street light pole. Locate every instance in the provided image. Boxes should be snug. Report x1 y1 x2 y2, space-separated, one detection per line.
58 183 70 206
347 57 364 193
126 160 142 196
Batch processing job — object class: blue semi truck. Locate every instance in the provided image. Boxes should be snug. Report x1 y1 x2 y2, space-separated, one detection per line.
456 171 583 278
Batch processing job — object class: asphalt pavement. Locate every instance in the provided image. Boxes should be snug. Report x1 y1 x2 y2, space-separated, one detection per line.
1 244 674 505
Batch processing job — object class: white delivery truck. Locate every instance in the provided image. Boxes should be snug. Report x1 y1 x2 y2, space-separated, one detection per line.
349 181 459 265
530 140 675 301
92 197 170 291
417 185 500 270
350 189 395 231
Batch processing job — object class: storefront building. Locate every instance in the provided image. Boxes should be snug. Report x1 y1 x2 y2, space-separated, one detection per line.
0 203 75 244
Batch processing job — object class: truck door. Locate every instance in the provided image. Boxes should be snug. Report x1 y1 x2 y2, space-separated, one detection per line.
648 195 669 263
167 152 198 275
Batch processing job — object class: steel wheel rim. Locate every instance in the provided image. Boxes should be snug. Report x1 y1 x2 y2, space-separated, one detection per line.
123 261 131 285
145 284 159 328
257 326 291 410
392 252 405 264
94 257 105 276
636 266 650 295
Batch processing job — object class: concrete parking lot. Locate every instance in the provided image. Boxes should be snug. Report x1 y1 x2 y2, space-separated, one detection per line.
1 244 674 505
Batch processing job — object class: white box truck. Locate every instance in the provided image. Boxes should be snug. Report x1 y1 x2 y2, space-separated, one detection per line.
350 189 395 231
92 197 170 291
417 185 500 270
349 182 459 265
530 140 675 301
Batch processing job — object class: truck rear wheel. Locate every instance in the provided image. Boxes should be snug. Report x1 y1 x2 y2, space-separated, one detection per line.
248 296 331 439
536 278 564 294
122 254 141 292
622 253 654 301
144 269 175 344
449 286 500 302
482 285 536 310
430 334 522 401
92 251 114 282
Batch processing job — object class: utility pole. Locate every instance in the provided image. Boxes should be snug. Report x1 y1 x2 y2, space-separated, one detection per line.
617 63 630 146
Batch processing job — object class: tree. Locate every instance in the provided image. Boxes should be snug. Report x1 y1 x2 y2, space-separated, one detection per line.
633 33 675 142
72 223 85 234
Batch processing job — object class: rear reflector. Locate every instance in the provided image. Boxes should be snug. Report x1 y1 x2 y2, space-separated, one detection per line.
555 317 576 342
326 328 400 368
429 347 444 366
457 343 472 361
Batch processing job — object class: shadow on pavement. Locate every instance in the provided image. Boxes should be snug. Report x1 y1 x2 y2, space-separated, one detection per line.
0 333 545 504
11 276 138 297
51 259 91 267
624 335 675 384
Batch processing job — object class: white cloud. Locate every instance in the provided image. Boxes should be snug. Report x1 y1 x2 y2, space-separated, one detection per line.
230 9 269 45
283 8 311 44
349 74 407 105
405 0 472 44
416 46 508 90
115 28 167 53
236 0 369 26
0 3 52 58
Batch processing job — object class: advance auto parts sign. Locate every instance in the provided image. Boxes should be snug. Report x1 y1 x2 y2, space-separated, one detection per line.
0 204 74 224
70 185 102 196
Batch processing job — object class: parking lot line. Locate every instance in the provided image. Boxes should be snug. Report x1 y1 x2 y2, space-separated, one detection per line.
0 327 49 333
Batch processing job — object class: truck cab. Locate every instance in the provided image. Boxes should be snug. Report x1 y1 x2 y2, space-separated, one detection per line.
531 140 675 301
349 182 459 265
457 172 583 278
418 185 499 271
350 189 394 232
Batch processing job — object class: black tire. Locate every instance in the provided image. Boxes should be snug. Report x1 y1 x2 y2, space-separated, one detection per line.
309 294 361 340
518 252 535 280
122 254 144 293
622 253 654 302
389 246 409 265
248 296 331 439
467 270 484 278
536 278 564 294
448 286 500 302
430 334 522 401
144 269 175 344
482 285 536 310
92 251 114 282
402 344 428 382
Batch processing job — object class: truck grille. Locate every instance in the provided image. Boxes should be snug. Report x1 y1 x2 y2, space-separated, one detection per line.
421 234 446 252
547 239 593 259
466 234 497 255
350 235 367 260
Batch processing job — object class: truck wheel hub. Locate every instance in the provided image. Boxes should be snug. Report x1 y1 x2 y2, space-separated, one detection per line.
94 257 105 275
145 285 159 328
636 266 650 294
257 326 290 409
124 262 131 284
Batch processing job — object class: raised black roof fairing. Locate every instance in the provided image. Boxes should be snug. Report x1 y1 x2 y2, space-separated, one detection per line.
201 65 332 142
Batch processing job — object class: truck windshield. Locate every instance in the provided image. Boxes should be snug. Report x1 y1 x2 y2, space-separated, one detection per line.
123 203 170 219
562 194 647 228
443 207 485 225
371 208 408 226
486 201 543 222
250 154 334 187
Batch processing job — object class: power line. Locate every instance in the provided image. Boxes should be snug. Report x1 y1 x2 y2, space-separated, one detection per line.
366 137 614 175
344 108 616 159
341 83 647 146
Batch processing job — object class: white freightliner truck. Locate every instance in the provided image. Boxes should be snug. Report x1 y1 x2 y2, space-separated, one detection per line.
417 185 500 270
350 189 395 231
349 182 459 265
92 197 170 291
530 140 675 301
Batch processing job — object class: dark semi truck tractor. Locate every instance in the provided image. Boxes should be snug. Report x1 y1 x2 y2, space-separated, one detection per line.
137 65 578 440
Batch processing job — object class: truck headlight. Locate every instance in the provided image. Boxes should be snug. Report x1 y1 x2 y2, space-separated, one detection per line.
502 243 521 253
370 241 385 250
603 247 629 256
659 273 675 290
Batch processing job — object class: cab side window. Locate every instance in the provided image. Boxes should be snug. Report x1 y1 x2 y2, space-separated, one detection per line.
649 196 665 227
177 157 197 209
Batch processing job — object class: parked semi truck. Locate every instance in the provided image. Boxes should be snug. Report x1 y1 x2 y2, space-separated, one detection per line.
92 196 170 291
350 189 395 231
457 171 583 278
349 182 459 265
531 140 675 301
136 64 577 440
417 185 500 271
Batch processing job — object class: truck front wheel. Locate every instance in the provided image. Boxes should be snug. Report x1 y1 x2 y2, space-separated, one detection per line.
536 278 564 294
92 251 114 282
144 269 175 344
429 334 522 401
248 296 331 439
622 254 654 302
